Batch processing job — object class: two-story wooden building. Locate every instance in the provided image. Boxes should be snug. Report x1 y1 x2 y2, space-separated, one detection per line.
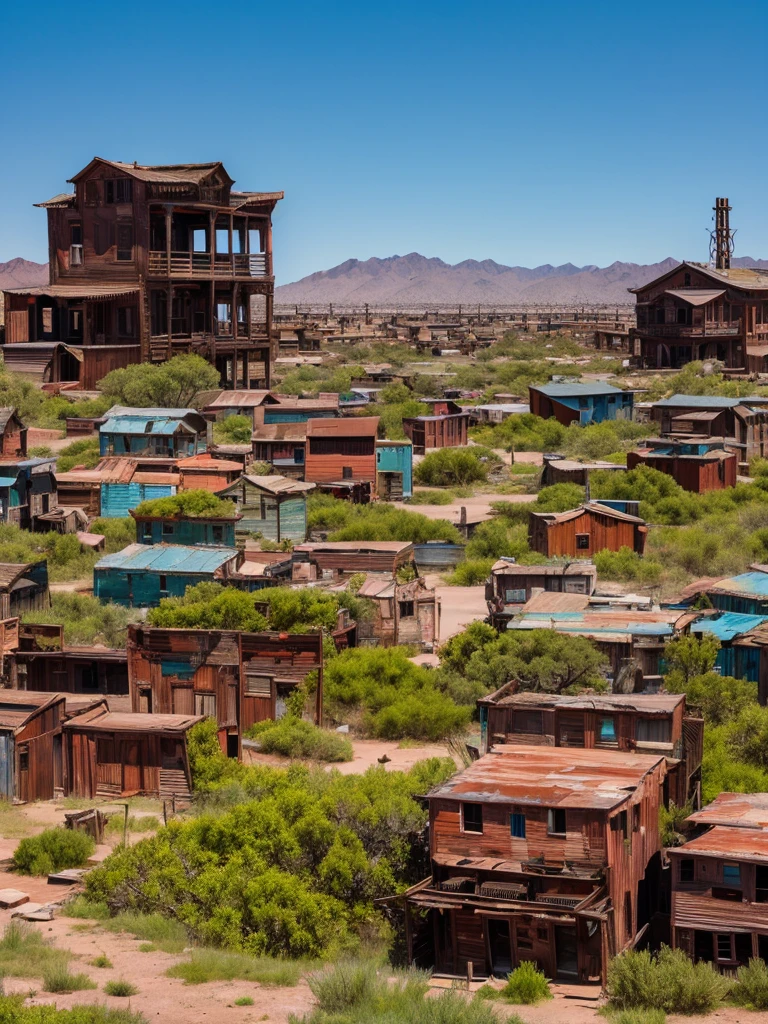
304 417 379 491
2 158 282 389
477 688 703 809
400 746 667 984
528 502 648 558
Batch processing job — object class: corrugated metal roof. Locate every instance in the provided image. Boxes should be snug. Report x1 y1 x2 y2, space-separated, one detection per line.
653 395 765 409
206 391 278 408
306 416 379 437
708 571 768 598
102 416 184 436
95 543 238 574
490 559 597 577
689 792 768 828
251 423 307 442
426 746 666 810
0 563 36 589
294 541 413 553
487 690 684 714
531 382 624 398
223 474 314 496
691 611 768 641
65 710 203 733
522 592 590 613
274 395 340 410
507 609 678 638
669 825 768 862
531 502 645 525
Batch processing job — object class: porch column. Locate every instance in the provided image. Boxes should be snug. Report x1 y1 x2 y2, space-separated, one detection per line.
166 286 173 348
229 214 234 276
164 206 172 272
266 218 272 276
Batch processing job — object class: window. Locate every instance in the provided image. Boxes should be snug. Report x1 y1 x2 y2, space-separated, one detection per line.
159 575 168 594
633 805 641 832
576 533 590 550
18 746 28 772
462 803 483 833
142 526 152 542
117 306 135 337
636 718 672 744
512 710 543 734
610 810 628 838
162 523 174 537
398 600 414 618
194 692 217 718
716 933 734 962
69 309 83 339
679 858 694 882
597 716 617 745
245 673 271 696
547 808 566 835
212 525 223 544
722 864 741 885
624 892 632 938
105 177 133 204
70 223 82 246
504 588 526 603
309 438 375 456
656 306 665 324
69 222 83 266
684 272 691 286
342 467 353 480
116 221 134 261
510 812 526 838
85 180 99 205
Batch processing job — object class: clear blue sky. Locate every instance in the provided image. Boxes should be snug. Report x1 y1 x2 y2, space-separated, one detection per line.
3 0 768 284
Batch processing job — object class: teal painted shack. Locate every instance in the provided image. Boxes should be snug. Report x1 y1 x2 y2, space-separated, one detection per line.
100 407 209 458
257 395 339 426
98 460 180 519
94 544 241 607
131 510 240 547
529 381 634 426
691 611 768 686
376 440 412 500
216 475 314 543
706 570 768 616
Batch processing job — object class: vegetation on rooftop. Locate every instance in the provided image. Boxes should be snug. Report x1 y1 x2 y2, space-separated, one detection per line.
132 489 237 520
22 592 140 648
212 413 253 444
307 493 461 544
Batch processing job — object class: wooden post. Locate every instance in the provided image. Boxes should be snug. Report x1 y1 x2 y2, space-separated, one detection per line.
466 961 473 989
122 803 129 847
228 213 234 276
167 285 173 353
164 207 172 273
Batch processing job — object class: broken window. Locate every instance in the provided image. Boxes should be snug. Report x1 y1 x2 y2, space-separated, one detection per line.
194 693 217 718
117 306 135 337
716 933 734 962
547 808 566 835
342 467 353 479
69 309 83 339
512 711 543 734
398 600 415 618
105 178 133 204
679 858 694 882
116 221 134 261
69 223 83 266
636 718 672 743
462 802 483 833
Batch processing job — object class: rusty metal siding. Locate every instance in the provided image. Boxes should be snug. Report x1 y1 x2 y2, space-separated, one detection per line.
530 508 647 558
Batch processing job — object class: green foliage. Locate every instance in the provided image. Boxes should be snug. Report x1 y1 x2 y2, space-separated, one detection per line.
133 490 236 520
409 489 453 505
213 414 253 444
43 966 97 993
0 921 71 978
437 621 607 694
463 520 544 566
665 671 757 727
731 957 768 1010
470 412 568 452
147 582 269 631
85 750 455 958
659 802 692 847
89 955 113 968
89 517 136 550
601 1011 666 1024
0 365 47 424
414 447 501 488
234 996 254 1006
167 948 306 986
594 547 663 585
561 419 656 461
247 719 353 762
29 445 54 457
324 647 471 739
100 912 189 954
0 997 145 1023
534 482 586 512
445 559 494 586
664 634 721 684
499 961 552 1004
23 593 140 648
98 353 220 408
606 946 730 1014
371 399 430 440
13 827 95 875
326 502 461 545
103 980 139 997
56 438 102 472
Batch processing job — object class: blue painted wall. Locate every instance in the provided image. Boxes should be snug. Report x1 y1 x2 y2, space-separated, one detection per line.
376 442 413 498
94 568 217 607
552 392 634 425
263 410 336 424
137 519 237 547
101 483 176 519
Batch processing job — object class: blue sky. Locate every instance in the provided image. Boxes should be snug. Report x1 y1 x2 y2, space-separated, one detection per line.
3 0 768 284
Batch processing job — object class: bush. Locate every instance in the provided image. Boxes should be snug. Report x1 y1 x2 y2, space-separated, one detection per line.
133 490 236 520
0 921 71 978
446 559 494 586
731 957 768 1010
57 437 101 473
98 353 220 408
415 448 501 488
247 719 353 762
103 980 139 997
0 996 145 1022
90 955 113 968
606 946 730 1014
328 502 461 544
43 965 97 993
23 592 140 648
499 961 552 1003
13 827 95 875
168 948 305 986
214 414 253 444
234 996 254 1006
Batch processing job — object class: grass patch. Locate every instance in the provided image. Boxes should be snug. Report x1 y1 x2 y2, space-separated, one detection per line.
138 943 155 952
0 921 71 978
89 955 113 968
64 897 111 920
246 718 353 762
0 996 145 1022
167 948 307 986
0 800 41 839
233 996 254 1006
600 1011 666 1024
13 827 95 876
104 979 139 997
498 961 552 1004
103 912 189 954
43 965 97 993
105 814 160 836
409 489 453 505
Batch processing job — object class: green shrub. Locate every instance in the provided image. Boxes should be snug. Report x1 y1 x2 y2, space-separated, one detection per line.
214 414 253 444
234 996 254 1006
415 447 501 488
499 961 552 1004
57 437 101 473
43 965 97 993
446 559 494 586
246 719 353 762
29 445 54 457
168 948 306 986
90 955 113 968
606 946 730 1013
98 353 220 408
104 980 138 997
306 960 381 1012
133 490 236 520
0 921 71 977
602 1011 666 1024
0 995 145 1022
731 957 768 1010
13 827 95 875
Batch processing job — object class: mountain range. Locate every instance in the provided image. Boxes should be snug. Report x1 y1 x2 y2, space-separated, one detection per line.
0 258 48 291
275 254 768 305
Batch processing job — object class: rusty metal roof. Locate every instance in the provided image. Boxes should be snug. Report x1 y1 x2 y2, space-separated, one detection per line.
0 691 63 731
426 746 665 811
218 474 314 496
689 792 768 829
273 395 340 410
177 455 242 471
485 690 684 714
521 592 591 613
306 416 379 437
0 563 38 589
490 559 597 577
65 709 203 733
251 423 307 442
3 283 140 299
206 391 278 409
669 825 768 862
531 502 646 526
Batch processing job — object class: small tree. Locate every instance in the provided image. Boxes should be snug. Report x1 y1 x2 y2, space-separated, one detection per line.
98 354 220 409
664 634 720 685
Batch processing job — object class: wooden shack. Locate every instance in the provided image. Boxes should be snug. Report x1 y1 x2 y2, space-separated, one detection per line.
292 541 415 580
650 395 768 470
477 687 703 808
529 381 634 425
64 706 202 800
176 454 243 493
216 474 314 543
11 631 128 696
0 410 27 458
0 562 49 619
399 746 667 984
239 631 324 731
486 559 597 626
0 691 68 802
93 544 241 607
204 390 279 423
99 407 208 458
627 438 738 493
402 410 469 454
251 422 307 476
304 417 379 490
529 502 648 558
353 575 440 650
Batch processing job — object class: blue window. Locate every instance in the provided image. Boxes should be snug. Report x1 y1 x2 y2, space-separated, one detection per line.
510 813 526 839
723 864 741 885
598 717 617 744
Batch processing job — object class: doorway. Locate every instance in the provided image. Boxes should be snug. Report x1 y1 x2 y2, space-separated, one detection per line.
487 919 512 976
555 926 578 979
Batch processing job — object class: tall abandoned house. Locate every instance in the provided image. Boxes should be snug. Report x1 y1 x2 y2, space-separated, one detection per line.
2 159 282 389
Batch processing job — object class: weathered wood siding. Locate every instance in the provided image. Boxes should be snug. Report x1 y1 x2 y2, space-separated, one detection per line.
529 509 647 557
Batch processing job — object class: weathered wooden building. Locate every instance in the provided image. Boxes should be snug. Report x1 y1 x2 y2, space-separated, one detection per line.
251 422 307 476
528 502 648 558
203 390 279 423
254 395 340 425
131 507 240 548
304 417 379 489
99 407 208 458
528 381 634 426
352 574 439 649
176 453 242 493
239 630 324 731
292 541 415 580
0 458 58 531
93 543 241 607
64 705 201 801
2 158 282 389
485 559 597 626
627 438 738 493
402 409 470 454
0 561 49 619
629 260 768 372
10 623 128 696
0 691 68 802
477 688 703 809
0 410 27 458
649 395 768 472
400 746 667 984
216 474 314 543
375 440 413 500
56 457 179 519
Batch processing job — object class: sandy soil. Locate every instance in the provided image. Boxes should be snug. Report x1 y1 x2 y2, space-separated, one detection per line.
395 491 536 525
243 737 458 775
425 575 488 641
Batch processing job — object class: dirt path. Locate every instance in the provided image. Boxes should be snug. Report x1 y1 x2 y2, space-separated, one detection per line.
396 490 536 526
424 575 488 641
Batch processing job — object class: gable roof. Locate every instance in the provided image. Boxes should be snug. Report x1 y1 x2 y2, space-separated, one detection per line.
206 391 279 409
306 416 379 438
218 474 315 497
100 406 206 435
629 260 768 295
530 381 626 398
69 158 233 186
530 502 646 526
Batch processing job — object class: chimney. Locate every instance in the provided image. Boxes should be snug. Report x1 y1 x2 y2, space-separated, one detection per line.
711 198 735 270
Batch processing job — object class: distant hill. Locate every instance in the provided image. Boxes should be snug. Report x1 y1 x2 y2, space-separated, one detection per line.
0 258 48 291
276 254 768 305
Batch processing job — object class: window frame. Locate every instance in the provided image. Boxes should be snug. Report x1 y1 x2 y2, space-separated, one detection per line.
510 812 526 839
575 533 590 550
461 802 484 834
722 863 742 886
547 808 567 836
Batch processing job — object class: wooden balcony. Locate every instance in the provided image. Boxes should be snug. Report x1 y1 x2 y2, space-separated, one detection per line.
147 251 271 279
635 320 742 339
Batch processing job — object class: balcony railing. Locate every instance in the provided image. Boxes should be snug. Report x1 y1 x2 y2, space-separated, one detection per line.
148 251 270 278
635 320 742 339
